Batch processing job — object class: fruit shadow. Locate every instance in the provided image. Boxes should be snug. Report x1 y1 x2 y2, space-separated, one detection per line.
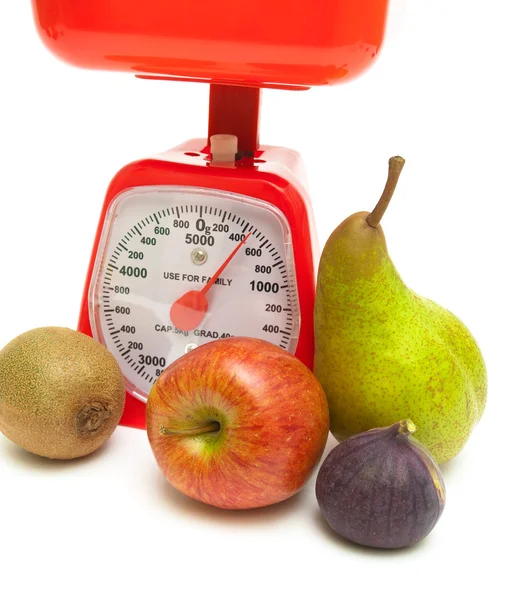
438 455 462 480
1 435 113 471
312 507 431 557
156 471 309 525
151 434 338 525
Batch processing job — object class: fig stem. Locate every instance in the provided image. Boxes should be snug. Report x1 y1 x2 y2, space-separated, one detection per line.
366 156 406 228
398 419 417 437
160 422 221 437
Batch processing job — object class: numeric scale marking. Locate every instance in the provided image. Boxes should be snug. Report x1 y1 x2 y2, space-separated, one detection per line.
92 195 300 400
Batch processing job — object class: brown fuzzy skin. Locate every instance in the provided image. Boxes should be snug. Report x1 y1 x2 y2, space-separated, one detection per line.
0 327 126 459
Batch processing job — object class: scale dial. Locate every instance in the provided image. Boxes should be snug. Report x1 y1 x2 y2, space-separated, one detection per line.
90 186 301 402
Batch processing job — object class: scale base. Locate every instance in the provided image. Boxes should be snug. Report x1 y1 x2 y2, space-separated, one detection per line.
78 139 319 429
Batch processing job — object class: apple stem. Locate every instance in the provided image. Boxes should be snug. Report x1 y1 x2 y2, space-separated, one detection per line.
366 156 406 228
160 422 221 437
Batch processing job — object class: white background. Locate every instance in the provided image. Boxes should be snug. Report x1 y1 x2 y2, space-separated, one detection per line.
0 2 518 599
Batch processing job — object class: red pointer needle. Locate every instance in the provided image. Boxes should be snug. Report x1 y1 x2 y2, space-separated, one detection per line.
170 233 252 331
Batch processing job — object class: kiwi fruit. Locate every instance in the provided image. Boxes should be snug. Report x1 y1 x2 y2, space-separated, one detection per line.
0 327 126 459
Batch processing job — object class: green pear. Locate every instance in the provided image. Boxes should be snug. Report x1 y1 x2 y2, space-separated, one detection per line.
314 157 487 463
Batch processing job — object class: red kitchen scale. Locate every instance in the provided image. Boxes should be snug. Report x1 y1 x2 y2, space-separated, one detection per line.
31 0 390 429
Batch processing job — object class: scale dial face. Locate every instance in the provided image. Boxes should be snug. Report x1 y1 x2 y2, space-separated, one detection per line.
89 186 301 402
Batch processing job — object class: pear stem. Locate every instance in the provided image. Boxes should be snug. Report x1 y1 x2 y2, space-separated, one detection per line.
160 422 221 437
366 156 406 228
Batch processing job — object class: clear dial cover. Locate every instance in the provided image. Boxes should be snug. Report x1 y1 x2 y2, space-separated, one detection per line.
89 186 301 402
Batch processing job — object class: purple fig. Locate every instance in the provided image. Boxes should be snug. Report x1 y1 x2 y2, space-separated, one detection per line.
316 420 446 549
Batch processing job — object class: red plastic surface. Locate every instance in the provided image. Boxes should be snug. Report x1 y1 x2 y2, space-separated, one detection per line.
209 85 261 154
77 140 318 430
31 0 389 88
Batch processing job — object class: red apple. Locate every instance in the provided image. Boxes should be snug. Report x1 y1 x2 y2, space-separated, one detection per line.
146 337 330 510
